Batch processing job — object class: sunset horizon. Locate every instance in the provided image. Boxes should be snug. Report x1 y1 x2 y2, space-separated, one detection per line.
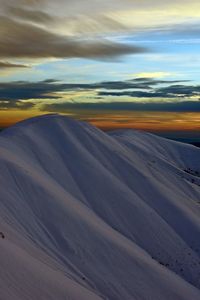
0 0 200 135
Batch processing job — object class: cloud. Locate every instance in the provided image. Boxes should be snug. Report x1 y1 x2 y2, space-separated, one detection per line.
4 0 46 6
0 100 34 110
0 78 200 113
0 78 189 102
0 17 146 60
127 78 189 86
97 82 200 98
42 100 200 113
1 0 200 64
98 91 174 98
134 72 172 79
8 7 54 24
157 85 200 96
0 80 61 100
0 61 28 69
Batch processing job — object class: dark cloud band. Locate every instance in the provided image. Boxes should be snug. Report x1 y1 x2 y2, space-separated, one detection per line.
0 78 200 113
0 61 28 69
0 78 190 101
41 101 200 113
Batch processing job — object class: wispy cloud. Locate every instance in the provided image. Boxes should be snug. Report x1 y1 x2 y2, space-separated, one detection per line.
8 6 54 24
0 62 29 69
42 100 200 113
2 0 200 64
134 72 172 79
0 78 199 113
0 78 189 101
0 16 146 61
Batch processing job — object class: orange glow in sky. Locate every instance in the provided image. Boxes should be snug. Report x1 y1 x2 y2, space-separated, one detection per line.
1 110 200 133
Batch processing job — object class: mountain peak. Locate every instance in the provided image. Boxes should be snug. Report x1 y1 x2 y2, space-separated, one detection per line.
0 114 200 300
5 113 75 128
0 114 92 138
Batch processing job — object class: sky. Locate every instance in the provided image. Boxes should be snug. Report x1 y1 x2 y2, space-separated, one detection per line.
0 0 200 133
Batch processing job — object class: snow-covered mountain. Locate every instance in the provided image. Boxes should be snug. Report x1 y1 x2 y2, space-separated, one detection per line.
0 114 200 300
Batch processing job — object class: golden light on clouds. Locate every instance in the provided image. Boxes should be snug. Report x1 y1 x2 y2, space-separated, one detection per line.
133 72 173 79
110 2 200 29
79 111 200 132
0 110 200 132
0 0 200 135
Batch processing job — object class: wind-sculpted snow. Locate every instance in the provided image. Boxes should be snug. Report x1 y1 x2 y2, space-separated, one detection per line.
0 114 200 300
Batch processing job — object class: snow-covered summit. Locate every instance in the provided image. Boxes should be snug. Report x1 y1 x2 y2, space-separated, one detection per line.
0 114 200 300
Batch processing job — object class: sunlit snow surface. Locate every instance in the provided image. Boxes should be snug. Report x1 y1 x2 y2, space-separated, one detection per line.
0 114 200 300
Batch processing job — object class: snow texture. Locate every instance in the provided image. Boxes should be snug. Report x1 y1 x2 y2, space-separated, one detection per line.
0 114 200 300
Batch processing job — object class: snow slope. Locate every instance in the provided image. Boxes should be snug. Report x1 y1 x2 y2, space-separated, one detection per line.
0 114 200 300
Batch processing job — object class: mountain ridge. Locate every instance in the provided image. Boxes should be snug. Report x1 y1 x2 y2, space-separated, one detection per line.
0 114 200 300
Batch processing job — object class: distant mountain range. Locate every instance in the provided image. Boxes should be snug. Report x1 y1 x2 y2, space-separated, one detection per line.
0 114 200 300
